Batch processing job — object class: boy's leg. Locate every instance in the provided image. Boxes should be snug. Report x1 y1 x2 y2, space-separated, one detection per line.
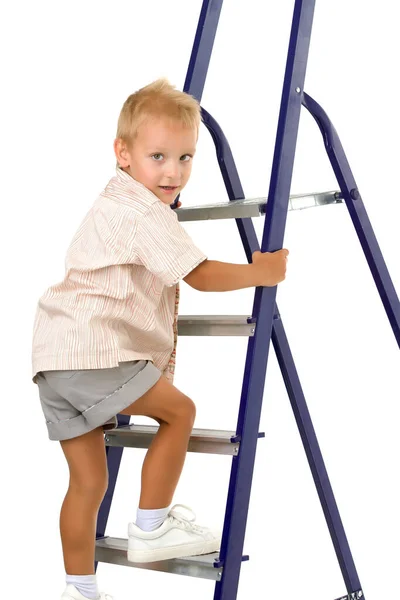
120 375 196 509
121 374 221 563
59 426 108 575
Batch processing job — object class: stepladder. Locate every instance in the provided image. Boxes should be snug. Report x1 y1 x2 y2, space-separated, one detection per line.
94 1 400 599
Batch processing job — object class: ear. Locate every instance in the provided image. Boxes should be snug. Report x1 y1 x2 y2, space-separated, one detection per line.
114 138 131 168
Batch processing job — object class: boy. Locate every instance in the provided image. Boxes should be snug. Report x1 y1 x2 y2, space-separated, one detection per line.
32 78 289 600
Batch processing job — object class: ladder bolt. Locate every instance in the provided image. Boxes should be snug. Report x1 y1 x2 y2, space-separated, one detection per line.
350 188 360 200
295 86 301 93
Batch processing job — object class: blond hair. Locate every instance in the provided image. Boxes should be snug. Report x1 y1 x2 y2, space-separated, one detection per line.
116 78 202 147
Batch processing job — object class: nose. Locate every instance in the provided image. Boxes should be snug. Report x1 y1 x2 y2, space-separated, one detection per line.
164 159 181 181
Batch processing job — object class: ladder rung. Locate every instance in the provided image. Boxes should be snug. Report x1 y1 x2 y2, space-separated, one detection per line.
178 315 255 336
105 425 265 455
95 537 248 581
176 190 342 222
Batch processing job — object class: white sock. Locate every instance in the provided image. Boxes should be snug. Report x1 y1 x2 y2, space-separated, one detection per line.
66 574 99 600
135 506 170 532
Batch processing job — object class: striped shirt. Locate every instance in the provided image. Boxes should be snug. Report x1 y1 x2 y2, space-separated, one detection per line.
31 167 207 384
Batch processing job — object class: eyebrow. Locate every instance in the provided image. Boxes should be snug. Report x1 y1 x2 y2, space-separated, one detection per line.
147 148 196 154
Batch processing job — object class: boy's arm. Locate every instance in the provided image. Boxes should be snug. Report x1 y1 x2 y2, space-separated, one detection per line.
183 250 288 292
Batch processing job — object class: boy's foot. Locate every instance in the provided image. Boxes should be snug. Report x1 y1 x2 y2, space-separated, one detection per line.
127 503 222 563
61 584 113 600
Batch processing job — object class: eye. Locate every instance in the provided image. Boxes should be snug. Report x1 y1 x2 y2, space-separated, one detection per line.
181 154 192 162
152 153 164 161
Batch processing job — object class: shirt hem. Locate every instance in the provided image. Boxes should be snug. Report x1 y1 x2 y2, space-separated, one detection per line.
32 350 155 383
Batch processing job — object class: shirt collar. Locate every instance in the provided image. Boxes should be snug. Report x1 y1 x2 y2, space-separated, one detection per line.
115 166 156 199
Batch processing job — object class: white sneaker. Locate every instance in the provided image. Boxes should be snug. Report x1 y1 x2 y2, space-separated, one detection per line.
127 504 222 563
61 584 113 600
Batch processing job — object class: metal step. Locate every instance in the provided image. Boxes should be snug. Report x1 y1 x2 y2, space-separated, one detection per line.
175 190 342 222
105 425 265 455
95 537 249 581
177 315 255 336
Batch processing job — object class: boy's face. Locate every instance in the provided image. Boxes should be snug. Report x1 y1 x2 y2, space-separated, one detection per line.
117 117 197 205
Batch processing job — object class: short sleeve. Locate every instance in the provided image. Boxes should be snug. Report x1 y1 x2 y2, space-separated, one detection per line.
134 201 208 287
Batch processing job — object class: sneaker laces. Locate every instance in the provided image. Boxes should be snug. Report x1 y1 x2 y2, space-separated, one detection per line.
168 504 205 533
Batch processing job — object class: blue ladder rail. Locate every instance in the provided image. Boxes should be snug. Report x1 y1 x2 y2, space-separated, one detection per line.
96 2 399 599
183 0 396 599
302 92 400 346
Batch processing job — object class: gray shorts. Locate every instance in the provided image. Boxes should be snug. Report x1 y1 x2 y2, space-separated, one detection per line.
36 360 162 442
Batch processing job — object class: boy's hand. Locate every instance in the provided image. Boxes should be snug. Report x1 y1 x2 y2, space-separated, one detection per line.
251 249 289 287
170 200 182 209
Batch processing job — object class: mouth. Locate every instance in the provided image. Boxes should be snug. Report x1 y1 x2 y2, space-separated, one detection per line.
159 186 179 193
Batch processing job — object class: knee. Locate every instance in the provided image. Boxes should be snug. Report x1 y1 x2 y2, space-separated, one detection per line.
70 470 109 503
178 396 196 425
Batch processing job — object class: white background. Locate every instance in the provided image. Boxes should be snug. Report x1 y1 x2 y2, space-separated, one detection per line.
1 1 399 599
